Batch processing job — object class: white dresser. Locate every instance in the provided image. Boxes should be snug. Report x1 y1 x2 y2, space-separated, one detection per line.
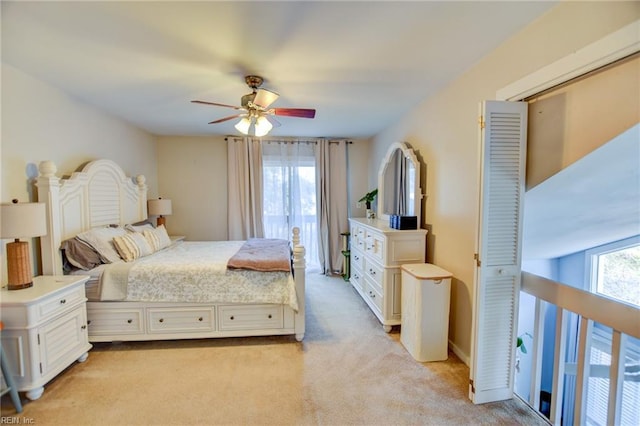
349 218 427 332
0 275 92 400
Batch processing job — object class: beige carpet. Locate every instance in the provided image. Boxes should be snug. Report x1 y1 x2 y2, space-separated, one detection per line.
1 273 547 425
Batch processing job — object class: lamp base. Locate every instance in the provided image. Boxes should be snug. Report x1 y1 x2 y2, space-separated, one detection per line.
6 240 34 291
156 216 166 228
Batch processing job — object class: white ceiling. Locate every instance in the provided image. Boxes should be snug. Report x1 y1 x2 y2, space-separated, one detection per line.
523 124 640 260
1 1 557 138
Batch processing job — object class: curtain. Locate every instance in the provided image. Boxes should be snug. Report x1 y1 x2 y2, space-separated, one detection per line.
316 139 349 275
262 140 320 272
227 137 265 240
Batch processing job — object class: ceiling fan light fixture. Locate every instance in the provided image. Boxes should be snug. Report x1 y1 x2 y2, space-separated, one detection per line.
234 117 251 134
254 116 273 137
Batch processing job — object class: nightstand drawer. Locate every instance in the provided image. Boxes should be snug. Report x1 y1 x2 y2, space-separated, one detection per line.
147 307 214 333
219 305 283 331
38 285 86 322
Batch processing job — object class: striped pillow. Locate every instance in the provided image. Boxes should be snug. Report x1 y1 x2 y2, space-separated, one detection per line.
143 225 172 252
113 232 154 262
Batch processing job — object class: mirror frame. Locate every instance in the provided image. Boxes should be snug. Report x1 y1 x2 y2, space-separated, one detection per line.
377 142 422 228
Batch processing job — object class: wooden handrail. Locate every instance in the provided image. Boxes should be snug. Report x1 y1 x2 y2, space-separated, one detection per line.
521 272 640 339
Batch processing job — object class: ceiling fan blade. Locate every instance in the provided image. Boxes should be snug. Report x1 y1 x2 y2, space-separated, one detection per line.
265 115 281 128
208 114 243 124
272 108 316 119
192 100 244 110
253 88 279 109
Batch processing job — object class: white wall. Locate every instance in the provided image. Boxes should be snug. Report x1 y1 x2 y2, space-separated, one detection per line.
368 2 640 363
156 135 228 241
1 64 157 276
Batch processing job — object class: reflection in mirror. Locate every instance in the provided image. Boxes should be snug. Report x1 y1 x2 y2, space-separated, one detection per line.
378 142 422 228
382 149 416 216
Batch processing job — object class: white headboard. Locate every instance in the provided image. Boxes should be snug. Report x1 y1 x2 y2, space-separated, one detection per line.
36 159 147 275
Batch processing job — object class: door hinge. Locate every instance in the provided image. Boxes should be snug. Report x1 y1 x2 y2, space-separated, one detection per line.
478 115 485 130
37 334 40 345
474 253 481 267
39 363 43 374
469 379 475 393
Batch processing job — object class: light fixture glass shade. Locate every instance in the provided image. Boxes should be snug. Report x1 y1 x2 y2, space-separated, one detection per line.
234 117 251 135
254 116 273 137
1 202 47 239
147 199 172 216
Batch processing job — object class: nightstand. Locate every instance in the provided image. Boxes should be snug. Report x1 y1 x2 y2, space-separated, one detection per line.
0 275 92 400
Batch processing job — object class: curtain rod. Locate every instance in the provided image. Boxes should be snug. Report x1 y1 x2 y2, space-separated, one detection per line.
224 137 353 144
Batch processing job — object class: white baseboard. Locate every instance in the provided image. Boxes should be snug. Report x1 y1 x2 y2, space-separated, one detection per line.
449 340 470 366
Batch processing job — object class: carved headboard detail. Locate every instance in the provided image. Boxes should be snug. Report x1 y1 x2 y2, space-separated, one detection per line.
36 159 147 275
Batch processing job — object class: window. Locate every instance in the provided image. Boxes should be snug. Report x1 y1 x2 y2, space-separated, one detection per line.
583 236 640 425
587 236 640 308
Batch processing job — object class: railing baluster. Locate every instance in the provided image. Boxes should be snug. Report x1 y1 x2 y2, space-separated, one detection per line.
574 317 593 425
529 298 545 412
551 308 569 425
608 331 626 426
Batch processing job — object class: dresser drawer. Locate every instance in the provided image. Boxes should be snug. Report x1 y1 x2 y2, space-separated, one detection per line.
351 249 364 272
365 283 383 315
219 305 283 331
38 285 86 322
364 230 385 263
364 259 384 294
87 307 144 335
148 307 215 333
350 264 364 293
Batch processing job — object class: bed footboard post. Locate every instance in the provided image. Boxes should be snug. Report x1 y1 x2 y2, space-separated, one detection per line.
292 227 305 341
36 161 63 275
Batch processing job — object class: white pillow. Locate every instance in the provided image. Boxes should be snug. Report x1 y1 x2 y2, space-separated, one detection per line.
76 226 127 263
113 232 154 262
125 223 155 233
143 225 172 251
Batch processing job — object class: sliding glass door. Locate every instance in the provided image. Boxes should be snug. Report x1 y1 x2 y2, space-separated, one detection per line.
262 142 320 272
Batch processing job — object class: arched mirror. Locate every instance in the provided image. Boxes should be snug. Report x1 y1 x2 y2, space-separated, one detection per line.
378 142 422 228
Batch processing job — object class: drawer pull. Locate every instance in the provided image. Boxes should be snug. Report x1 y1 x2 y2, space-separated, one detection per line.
127 319 133 324
198 317 203 322
230 316 235 320
81 325 87 330
60 299 66 304
368 291 375 298
268 314 272 319
87 320 92 325
159 318 164 323
369 269 376 276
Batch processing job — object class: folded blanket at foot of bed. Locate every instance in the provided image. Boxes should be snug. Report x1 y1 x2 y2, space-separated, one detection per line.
227 238 291 272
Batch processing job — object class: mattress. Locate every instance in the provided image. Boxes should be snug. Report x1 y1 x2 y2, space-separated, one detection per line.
74 240 298 311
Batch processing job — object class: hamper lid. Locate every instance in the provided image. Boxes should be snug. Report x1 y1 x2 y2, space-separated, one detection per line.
401 263 453 280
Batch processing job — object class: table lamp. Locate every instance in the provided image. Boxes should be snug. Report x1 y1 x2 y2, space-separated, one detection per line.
147 198 172 228
1 200 47 290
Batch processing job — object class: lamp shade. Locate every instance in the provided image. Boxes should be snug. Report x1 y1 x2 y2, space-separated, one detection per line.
254 116 273 137
1 201 47 239
234 117 251 135
148 199 172 216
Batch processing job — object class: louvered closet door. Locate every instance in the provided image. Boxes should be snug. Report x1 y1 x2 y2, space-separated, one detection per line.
469 100 528 404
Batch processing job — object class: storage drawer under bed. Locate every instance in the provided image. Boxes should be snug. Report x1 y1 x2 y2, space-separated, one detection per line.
218 304 284 331
87 306 145 336
147 306 215 333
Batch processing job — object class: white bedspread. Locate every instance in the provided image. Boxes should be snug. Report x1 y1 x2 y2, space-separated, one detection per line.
98 241 298 311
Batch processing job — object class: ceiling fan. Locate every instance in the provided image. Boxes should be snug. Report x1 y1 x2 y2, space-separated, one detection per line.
192 75 316 137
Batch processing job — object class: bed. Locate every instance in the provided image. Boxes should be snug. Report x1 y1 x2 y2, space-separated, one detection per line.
36 159 305 342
